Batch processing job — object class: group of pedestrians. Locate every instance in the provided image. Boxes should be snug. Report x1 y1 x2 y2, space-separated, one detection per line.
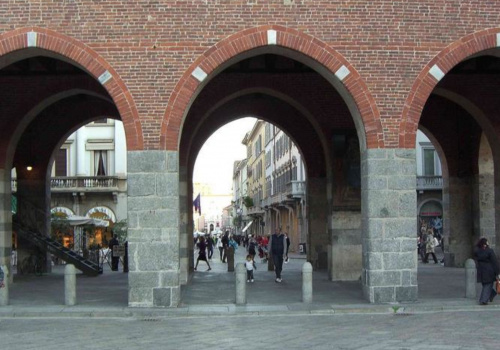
245 227 291 283
194 226 292 285
194 231 240 271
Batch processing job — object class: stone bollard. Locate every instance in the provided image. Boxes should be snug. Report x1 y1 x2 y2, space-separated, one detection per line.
302 262 313 303
465 258 476 299
65 264 76 306
227 246 235 272
235 263 246 305
0 265 9 306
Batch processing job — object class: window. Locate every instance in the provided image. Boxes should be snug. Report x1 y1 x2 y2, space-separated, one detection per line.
94 150 108 176
92 118 108 124
265 123 271 144
422 147 441 176
54 148 68 176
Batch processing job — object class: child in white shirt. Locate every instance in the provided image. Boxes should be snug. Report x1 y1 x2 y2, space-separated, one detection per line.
245 254 256 282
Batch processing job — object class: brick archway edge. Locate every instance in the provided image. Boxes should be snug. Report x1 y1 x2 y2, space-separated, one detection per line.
162 25 382 151
0 27 143 150
401 28 500 149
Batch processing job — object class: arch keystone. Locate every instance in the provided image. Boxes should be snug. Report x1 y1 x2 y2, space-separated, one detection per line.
27 31 37 47
267 30 277 45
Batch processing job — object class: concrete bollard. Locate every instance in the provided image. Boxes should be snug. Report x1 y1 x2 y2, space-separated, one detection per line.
302 262 313 303
235 262 246 305
65 264 76 306
0 265 9 306
465 258 476 299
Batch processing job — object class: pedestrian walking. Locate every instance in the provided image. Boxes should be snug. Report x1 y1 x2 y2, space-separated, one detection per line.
423 231 438 264
207 234 214 260
268 227 286 283
194 236 211 271
474 237 499 305
248 236 257 259
245 254 256 283
216 234 224 261
108 234 120 271
284 232 291 263
221 231 229 263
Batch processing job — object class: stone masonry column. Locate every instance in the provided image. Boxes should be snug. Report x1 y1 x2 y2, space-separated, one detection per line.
442 176 473 267
307 178 328 269
361 149 417 303
127 151 180 307
178 165 190 284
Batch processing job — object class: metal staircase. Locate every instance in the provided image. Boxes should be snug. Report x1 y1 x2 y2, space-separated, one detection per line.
14 222 102 276
13 198 102 276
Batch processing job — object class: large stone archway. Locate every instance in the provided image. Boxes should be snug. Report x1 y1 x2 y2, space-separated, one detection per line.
407 30 500 266
135 26 420 305
0 29 141 302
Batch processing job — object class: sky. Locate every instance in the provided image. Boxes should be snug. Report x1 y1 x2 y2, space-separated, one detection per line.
193 117 257 194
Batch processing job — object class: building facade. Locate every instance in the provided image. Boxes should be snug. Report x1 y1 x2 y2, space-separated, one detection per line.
13 120 127 252
235 121 306 254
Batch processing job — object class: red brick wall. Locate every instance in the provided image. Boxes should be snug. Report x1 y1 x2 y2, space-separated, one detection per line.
1 1 499 151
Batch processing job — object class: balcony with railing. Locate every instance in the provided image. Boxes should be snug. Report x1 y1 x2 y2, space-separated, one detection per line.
287 180 305 198
12 176 126 193
416 176 443 191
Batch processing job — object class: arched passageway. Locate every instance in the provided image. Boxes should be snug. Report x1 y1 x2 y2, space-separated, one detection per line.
0 29 139 306
409 31 500 269
151 26 418 306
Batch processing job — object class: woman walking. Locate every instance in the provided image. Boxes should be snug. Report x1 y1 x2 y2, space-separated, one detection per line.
474 237 499 305
194 236 212 271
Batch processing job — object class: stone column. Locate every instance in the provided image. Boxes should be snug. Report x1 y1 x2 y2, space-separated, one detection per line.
329 211 362 281
178 165 189 284
308 177 328 269
362 149 417 303
442 176 473 267
127 151 180 307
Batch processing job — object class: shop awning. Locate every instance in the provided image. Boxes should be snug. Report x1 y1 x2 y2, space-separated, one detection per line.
241 221 253 233
64 215 109 227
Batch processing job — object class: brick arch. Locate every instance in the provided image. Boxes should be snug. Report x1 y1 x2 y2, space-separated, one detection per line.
162 25 381 151
0 27 143 150
400 28 500 148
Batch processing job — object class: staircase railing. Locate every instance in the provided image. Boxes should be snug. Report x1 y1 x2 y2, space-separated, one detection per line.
13 198 102 276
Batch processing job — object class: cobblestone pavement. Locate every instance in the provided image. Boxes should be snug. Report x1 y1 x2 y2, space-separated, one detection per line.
1 310 499 350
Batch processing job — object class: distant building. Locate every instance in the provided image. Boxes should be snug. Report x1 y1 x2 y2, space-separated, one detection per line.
235 120 306 252
193 182 232 234
416 130 443 233
13 119 127 249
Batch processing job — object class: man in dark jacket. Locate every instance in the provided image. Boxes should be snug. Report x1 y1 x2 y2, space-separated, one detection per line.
221 231 229 263
108 234 120 271
268 227 286 283
474 237 500 305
